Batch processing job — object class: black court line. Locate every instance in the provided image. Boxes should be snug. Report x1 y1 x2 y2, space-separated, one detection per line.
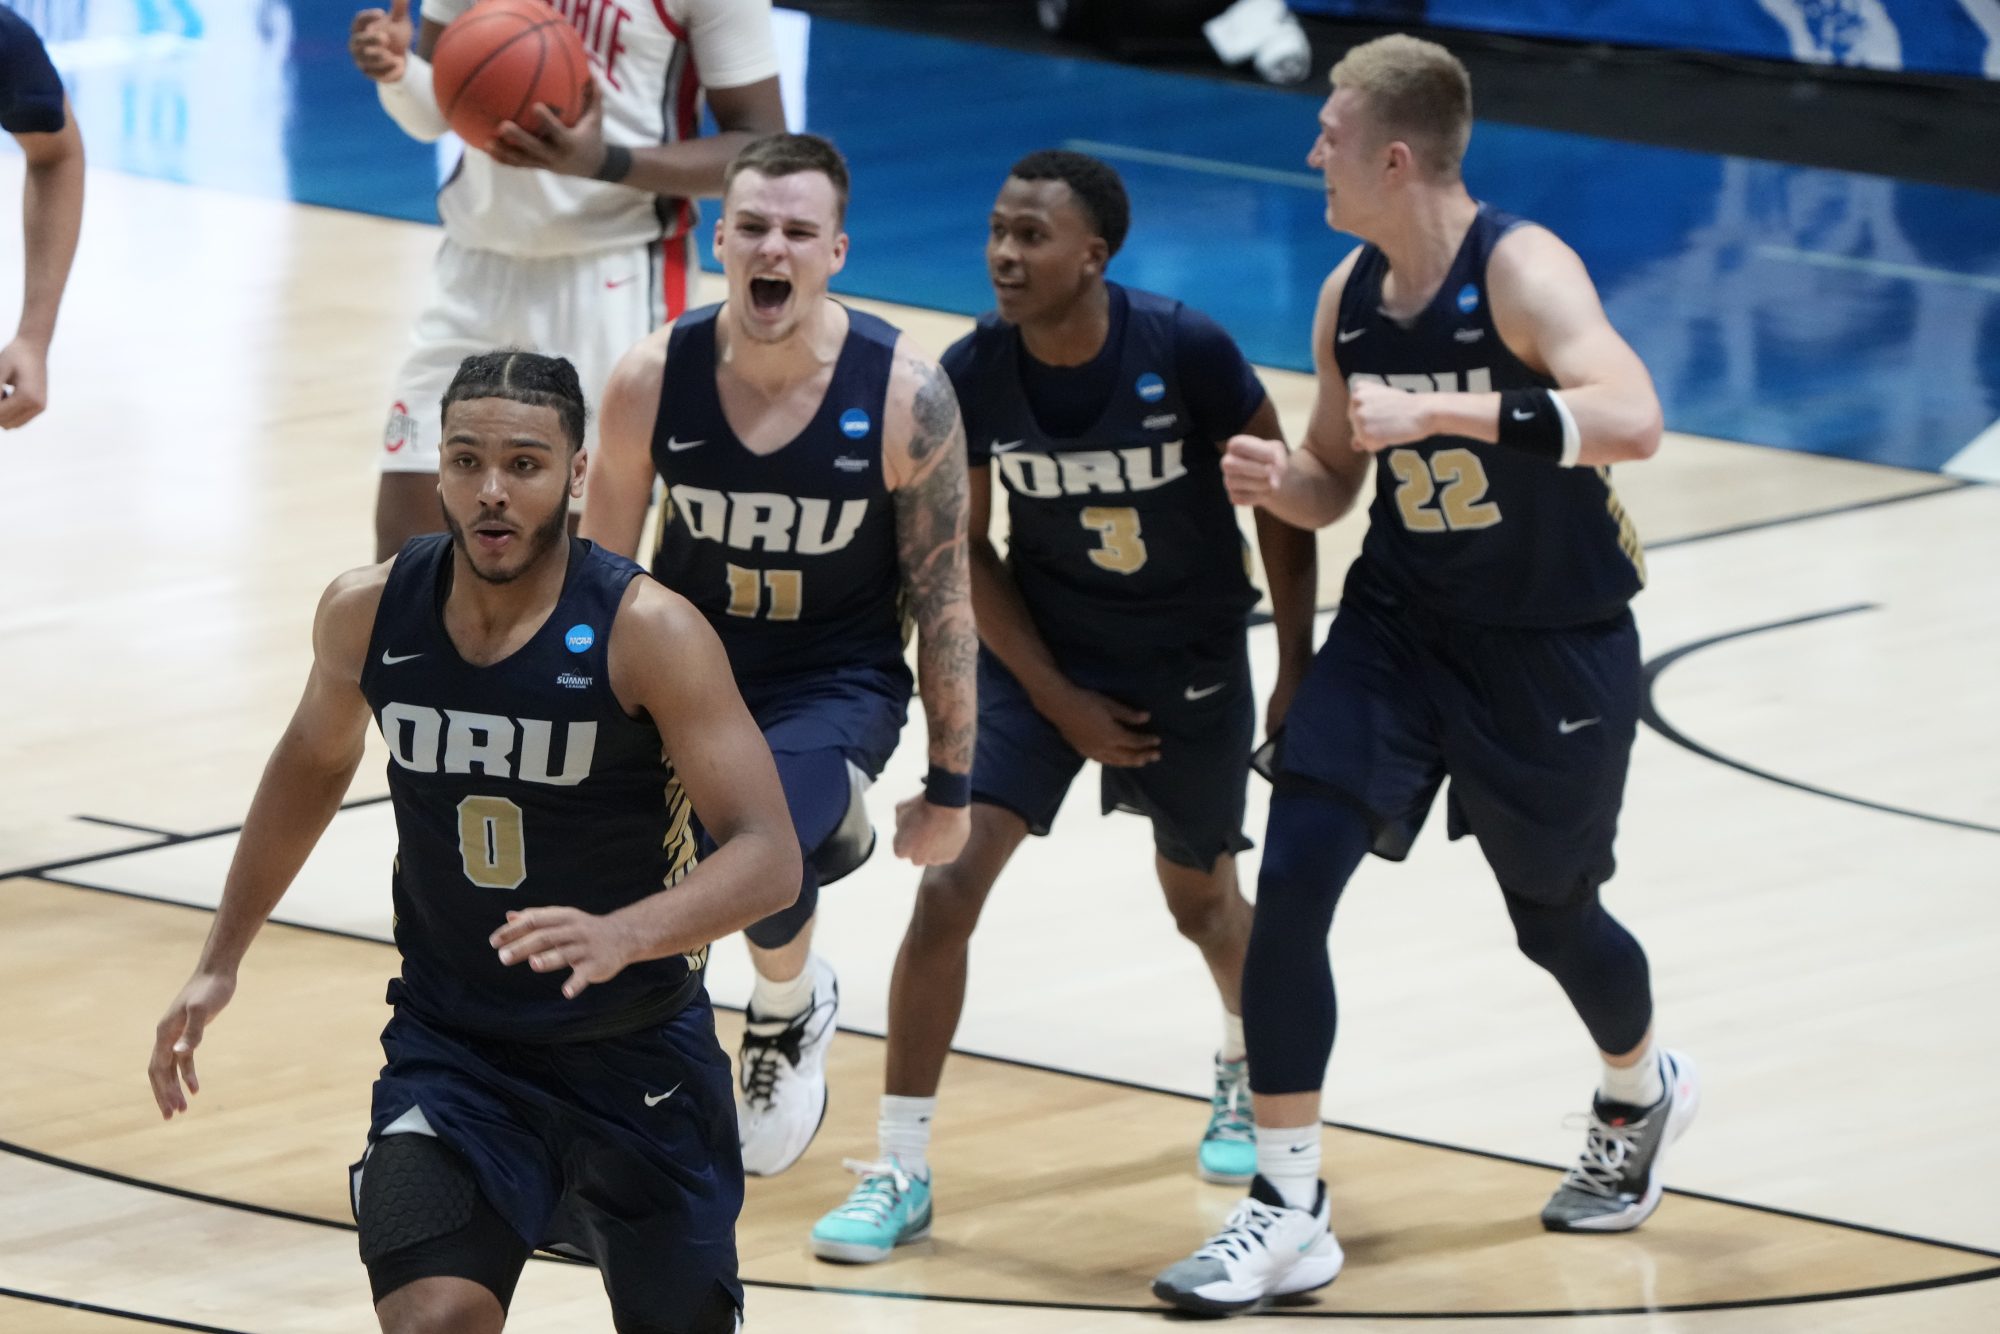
23 866 2000 1270
1642 605 2000 838
7 1125 1998 1322
35 871 399 950
1644 478 1973 551
1243 478 1973 631
0 793 392 885
17 862 2000 1320
74 814 185 839
0 1285 253 1334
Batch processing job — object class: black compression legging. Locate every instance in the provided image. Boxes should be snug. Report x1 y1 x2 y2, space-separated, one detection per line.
1242 792 1654 1094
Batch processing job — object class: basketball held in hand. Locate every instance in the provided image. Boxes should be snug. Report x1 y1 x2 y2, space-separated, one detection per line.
431 0 591 153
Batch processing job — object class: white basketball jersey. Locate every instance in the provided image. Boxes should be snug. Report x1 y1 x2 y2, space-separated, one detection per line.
423 0 778 258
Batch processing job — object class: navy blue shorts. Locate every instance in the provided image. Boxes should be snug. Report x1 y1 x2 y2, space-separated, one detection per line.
734 661 911 853
1266 579 1639 904
354 997 743 1318
974 631 1254 870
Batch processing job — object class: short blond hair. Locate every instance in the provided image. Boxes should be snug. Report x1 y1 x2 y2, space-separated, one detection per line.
1328 35 1473 179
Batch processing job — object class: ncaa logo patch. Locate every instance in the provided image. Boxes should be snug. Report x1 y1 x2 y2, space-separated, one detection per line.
564 625 595 654
839 409 871 439
1456 283 1480 314
1136 373 1166 403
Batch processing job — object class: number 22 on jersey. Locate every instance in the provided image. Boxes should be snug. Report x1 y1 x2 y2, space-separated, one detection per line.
1388 447 1503 533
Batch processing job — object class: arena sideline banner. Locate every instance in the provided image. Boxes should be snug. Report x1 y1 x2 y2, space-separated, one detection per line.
1288 1 2000 79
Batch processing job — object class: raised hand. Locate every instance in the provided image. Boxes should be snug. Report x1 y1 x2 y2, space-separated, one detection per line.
349 0 413 83
1346 378 1433 453
1220 433 1289 507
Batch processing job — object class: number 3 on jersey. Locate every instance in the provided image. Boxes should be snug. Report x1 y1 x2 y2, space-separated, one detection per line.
1081 506 1147 574
459 795 526 890
1388 447 1502 532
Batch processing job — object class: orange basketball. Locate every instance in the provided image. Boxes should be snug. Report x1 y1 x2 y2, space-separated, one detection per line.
430 0 590 153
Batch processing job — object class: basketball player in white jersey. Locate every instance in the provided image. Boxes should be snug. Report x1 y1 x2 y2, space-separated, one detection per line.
349 0 786 559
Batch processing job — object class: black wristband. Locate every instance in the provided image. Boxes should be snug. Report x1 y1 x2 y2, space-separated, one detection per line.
1496 388 1565 463
593 144 633 183
924 766 972 808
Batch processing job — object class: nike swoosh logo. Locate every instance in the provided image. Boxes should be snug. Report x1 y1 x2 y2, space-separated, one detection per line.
644 1082 683 1107
1184 682 1225 701
665 437 706 452
1336 328 1366 343
990 439 1024 453
1287 1142 1313 1153
1558 717 1601 734
1511 409 1536 421
380 651 423 666
605 276 637 289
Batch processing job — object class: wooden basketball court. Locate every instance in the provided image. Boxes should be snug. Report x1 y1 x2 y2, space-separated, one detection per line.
0 162 1994 1332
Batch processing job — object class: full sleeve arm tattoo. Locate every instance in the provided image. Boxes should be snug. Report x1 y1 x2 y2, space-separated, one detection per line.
893 359 977 774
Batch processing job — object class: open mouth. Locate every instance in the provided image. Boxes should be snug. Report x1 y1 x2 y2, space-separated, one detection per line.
749 276 792 315
472 522 516 550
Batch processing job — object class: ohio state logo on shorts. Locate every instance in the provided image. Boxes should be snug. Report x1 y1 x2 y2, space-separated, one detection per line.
384 401 417 453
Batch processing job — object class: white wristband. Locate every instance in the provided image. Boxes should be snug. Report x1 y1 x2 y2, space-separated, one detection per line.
1549 389 1582 468
377 54 450 143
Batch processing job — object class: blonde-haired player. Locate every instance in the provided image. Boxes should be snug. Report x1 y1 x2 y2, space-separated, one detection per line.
1155 34 1689 1315
349 0 786 559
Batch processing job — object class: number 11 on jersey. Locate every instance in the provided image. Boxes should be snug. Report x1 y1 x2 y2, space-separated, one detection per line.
726 564 803 620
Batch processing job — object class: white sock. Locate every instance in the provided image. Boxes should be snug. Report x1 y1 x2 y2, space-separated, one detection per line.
749 962 815 1021
878 1095 936 1180
1254 1123 1320 1211
1221 1010 1247 1064
1600 1040 1666 1108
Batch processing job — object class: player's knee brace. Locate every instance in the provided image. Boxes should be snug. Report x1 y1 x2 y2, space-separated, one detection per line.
808 760 876 886
1504 891 1653 1056
356 1133 529 1309
611 1281 741 1334
744 863 819 950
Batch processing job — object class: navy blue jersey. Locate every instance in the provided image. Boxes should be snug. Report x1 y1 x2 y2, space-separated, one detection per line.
0 9 64 134
650 304 905 683
1337 204 1645 628
361 536 704 1043
948 283 1264 657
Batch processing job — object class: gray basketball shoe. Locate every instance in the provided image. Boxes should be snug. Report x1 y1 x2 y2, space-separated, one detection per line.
1542 1049 1699 1232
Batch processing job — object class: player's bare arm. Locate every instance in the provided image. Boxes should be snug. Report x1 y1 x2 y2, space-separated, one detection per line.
1238 394 1319 733
491 579 799 998
148 564 386 1119
964 461 1161 768
1347 227 1663 466
1222 254 1371 531
885 346 977 862
0 96 84 430
579 327 675 560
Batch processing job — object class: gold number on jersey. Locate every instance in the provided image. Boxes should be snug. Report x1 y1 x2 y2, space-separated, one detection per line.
457 795 526 890
1080 506 1148 574
1388 448 1502 532
725 564 803 620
